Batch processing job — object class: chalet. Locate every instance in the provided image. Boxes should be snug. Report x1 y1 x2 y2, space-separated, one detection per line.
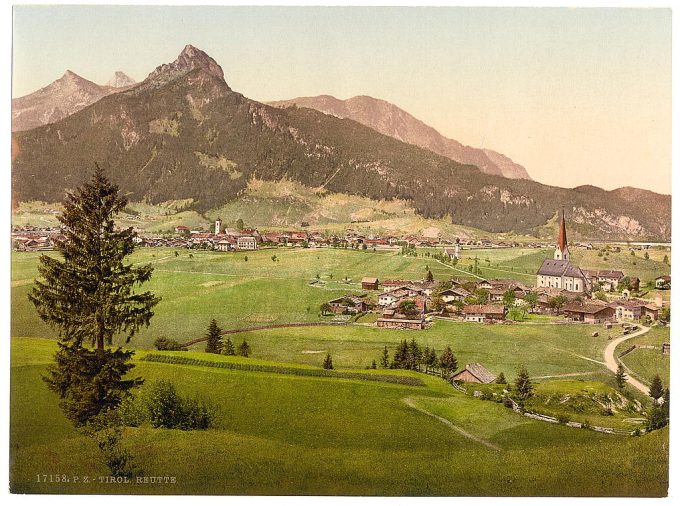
376 318 424 330
378 291 402 306
439 287 470 303
237 236 258 250
174 225 190 235
327 296 368 315
361 277 380 290
562 301 616 324
462 304 506 323
476 279 493 290
596 270 625 290
655 275 671 290
536 211 587 293
609 299 650 321
382 280 409 291
215 239 233 252
408 281 437 296
452 363 497 384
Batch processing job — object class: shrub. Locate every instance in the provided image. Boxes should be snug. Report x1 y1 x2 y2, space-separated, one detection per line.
143 380 218 431
117 395 147 427
83 409 141 478
557 414 570 424
503 398 515 409
154 336 188 351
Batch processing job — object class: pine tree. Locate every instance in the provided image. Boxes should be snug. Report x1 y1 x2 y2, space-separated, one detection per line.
615 363 627 390
323 352 333 370
515 366 534 402
371 359 377 370
31 167 158 426
439 346 458 379
392 340 409 369
496 372 507 385
649 374 664 403
238 339 251 357
380 346 390 368
222 336 236 356
426 269 434 282
408 338 422 371
205 319 222 354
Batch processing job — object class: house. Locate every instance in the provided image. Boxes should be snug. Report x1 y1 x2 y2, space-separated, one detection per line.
476 279 493 290
562 301 616 323
439 287 470 303
376 318 424 330
327 296 368 314
462 304 506 323
361 277 380 290
215 239 233 252
236 236 258 250
609 299 648 321
596 270 625 290
655 275 671 290
174 225 190 235
536 211 587 293
451 363 497 384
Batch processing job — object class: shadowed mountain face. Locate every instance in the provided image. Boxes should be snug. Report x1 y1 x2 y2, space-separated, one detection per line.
12 70 135 132
268 95 532 181
11 45 671 240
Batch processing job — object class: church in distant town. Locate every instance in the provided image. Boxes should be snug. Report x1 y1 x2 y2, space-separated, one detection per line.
536 211 588 293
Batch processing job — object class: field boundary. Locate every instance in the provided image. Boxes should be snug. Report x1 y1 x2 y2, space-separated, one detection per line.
181 322 348 347
141 353 426 386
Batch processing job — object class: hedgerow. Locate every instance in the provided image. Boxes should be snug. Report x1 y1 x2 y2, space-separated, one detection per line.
141 354 425 387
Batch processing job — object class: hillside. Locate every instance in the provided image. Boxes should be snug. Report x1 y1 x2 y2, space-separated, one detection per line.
11 45 671 240
11 70 135 132
268 94 531 180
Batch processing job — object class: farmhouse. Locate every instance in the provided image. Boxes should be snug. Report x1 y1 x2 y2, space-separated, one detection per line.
596 270 625 290
439 287 470 303
452 363 497 384
609 298 659 321
655 275 671 290
327 296 368 314
562 301 615 323
462 304 506 323
536 211 587 293
361 277 380 290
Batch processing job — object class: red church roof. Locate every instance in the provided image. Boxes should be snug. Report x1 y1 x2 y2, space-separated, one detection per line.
557 210 568 253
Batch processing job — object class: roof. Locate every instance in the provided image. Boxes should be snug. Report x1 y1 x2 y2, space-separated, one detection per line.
463 304 505 315
455 363 497 384
597 270 624 280
563 301 613 315
536 259 585 279
609 298 647 310
656 275 671 282
361 277 379 284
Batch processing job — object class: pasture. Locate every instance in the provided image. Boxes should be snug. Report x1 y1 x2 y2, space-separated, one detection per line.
10 338 669 496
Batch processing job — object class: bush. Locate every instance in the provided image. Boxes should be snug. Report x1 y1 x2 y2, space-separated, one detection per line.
117 395 147 427
144 380 218 431
83 409 141 478
557 414 570 424
154 337 188 351
503 398 514 409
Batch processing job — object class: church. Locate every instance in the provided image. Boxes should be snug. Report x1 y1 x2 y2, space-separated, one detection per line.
536 211 588 293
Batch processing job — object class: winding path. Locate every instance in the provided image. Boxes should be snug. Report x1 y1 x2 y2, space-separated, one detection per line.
603 324 651 396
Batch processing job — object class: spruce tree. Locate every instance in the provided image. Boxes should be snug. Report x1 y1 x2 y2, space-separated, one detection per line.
238 339 251 357
649 374 664 403
222 336 236 356
496 372 507 385
205 319 222 354
371 359 377 370
30 167 158 426
426 269 434 282
380 346 390 368
439 346 458 378
515 366 534 402
615 364 627 390
323 352 333 369
408 338 422 371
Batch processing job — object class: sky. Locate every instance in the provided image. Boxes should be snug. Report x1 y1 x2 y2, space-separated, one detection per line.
11 5 672 194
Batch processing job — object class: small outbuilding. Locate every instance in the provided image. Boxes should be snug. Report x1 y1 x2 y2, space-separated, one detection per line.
361 277 380 290
452 363 497 384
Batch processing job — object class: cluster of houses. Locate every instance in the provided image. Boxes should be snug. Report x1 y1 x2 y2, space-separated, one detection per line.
11 228 65 251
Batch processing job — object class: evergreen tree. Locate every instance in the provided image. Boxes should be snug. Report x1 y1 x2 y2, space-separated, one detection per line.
426 269 434 282
392 340 409 369
515 366 534 402
649 374 664 403
407 338 422 370
238 339 251 357
31 167 158 426
439 346 458 379
661 388 670 418
371 359 377 370
222 336 236 356
615 363 627 390
205 319 222 354
380 345 390 368
496 372 507 385
323 352 333 370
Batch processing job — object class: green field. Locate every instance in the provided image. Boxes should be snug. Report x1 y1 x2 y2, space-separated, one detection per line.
10 338 669 496
618 327 671 387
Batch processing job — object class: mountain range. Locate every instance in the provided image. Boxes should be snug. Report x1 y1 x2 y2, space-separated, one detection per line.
268 95 531 180
11 45 671 240
12 71 136 132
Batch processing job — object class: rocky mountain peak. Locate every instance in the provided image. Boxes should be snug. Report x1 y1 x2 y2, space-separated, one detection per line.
107 71 136 88
144 44 226 85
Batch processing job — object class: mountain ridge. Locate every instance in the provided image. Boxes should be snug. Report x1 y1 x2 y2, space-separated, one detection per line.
11 45 671 241
268 94 532 181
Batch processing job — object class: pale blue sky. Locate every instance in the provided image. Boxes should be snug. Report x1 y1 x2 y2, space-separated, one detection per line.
12 6 672 193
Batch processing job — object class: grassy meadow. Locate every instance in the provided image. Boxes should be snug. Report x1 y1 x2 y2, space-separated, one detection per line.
10 338 668 496
617 327 671 386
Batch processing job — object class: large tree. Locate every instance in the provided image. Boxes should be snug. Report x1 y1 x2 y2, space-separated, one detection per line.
205 319 222 354
30 167 159 425
514 366 534 402
29 167 159 350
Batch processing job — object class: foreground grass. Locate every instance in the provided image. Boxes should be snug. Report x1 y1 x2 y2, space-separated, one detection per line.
10 338 668 496
618 326 671 386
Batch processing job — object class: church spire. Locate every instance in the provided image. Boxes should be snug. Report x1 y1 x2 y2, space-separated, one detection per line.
554 209 569 261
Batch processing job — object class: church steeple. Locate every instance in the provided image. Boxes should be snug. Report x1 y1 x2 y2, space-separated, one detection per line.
554 210 569 261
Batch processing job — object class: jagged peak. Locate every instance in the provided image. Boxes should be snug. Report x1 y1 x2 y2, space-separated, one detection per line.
144 44 227 86
107 71 136 88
